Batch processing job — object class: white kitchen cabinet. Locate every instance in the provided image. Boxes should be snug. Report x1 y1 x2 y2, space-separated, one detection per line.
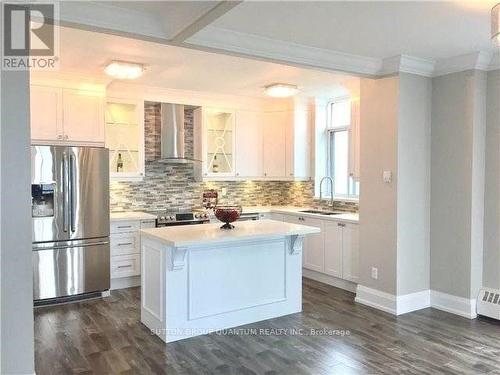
235 110 263 178
30 84 105 146
279 212 358 284
342 223 359 282
63 89 105 144
323 221 343 278
286 109 312 180
30 85 63 142
284 215 324 272
110 218 155 283
105 98 145 181
203 108 236 178
263 111 287 178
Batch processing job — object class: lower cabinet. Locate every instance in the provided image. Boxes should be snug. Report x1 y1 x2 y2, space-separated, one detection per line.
341 223 359 283
110 218 155 281
281 213 359 283
324 222 343 278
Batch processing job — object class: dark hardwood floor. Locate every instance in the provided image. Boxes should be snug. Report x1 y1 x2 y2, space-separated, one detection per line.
35 278 500 375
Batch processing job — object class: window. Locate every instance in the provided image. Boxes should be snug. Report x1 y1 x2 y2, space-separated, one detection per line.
327 99 360 198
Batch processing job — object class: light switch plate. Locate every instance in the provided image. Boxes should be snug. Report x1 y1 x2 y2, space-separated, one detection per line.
221 188 227 196
383 171 392 183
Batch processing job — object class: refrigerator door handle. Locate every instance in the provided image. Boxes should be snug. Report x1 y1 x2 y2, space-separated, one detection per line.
69 153 76 233
62 152 69 232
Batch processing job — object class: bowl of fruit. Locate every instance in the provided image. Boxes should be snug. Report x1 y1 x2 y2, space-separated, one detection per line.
214 206 242 230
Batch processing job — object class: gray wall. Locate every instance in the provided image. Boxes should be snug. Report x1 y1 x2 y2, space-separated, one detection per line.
483 69 500 289
359 76 399 295
430 70 486 299
396 73 432 296
1 71 35 373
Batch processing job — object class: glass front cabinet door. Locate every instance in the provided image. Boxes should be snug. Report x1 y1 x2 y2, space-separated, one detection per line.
105 98 145 180
203 108 236 177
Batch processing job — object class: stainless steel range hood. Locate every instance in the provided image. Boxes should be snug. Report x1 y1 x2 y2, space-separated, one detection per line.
160 103 200 164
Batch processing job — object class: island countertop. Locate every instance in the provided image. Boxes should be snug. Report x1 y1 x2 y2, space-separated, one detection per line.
140 219 320 247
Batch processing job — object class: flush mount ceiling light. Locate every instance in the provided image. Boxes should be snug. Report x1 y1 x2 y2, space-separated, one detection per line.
264 83 299 98
493 3 500 45
104 61 144 79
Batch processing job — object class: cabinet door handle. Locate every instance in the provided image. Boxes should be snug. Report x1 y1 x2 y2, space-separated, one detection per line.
64 135 69 140
117 242 133 246
57 135 63 140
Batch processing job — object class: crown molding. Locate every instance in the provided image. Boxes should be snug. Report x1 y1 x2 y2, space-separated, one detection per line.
379 55 435 77
433 51 494 77
186 26 382 76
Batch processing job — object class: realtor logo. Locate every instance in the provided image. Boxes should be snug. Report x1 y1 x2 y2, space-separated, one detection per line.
2 2 59 70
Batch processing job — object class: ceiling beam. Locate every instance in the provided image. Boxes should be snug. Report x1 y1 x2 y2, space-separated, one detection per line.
170 1 242 44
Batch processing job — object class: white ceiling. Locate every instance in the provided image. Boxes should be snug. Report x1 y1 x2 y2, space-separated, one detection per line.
204 1 497 61
106 1 219 39
52 26 359 99
57 1 499 77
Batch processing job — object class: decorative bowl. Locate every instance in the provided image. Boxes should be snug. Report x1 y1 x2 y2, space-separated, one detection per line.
214 206 242 230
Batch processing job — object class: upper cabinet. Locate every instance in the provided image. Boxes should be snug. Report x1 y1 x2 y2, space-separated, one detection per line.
263 112 287 178
202 108 236 177
286 109 312 180
30 85 63 142
30 84 105 146
234 110 263 178
105 98 145 180
203 106 312 181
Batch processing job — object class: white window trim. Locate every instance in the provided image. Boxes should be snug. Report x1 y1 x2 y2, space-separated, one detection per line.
321 97 359 200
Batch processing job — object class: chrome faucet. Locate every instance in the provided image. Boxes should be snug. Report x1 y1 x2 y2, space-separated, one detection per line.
319 176 335 208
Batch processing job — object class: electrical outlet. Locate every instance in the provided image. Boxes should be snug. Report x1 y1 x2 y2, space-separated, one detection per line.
371 267 378 280
221 188 227 196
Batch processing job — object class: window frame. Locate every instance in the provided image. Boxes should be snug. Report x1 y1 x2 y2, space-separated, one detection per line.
325 98 359 200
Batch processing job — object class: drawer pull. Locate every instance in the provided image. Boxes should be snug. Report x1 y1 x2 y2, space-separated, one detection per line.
298 217 305 221
117 225 132 229
117 242 133 246
117 264 133 269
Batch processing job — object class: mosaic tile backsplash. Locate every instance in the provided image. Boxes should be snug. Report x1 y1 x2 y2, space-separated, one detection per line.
110 103 358 213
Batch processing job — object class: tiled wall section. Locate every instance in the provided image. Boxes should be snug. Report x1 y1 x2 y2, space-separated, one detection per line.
110 103 359 213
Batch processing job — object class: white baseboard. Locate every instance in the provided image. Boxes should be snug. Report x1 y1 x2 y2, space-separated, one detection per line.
430 290 477 319
303 269 357 293
355 285 476 319
355 285 397 315
397 290 430 315
111 276 141 290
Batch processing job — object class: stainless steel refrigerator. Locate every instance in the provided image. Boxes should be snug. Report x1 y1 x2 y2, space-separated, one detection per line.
31 145 110 302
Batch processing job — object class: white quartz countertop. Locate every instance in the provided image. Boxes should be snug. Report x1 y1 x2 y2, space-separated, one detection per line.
141 219 320 247
242 206 359 223
110 211 157 221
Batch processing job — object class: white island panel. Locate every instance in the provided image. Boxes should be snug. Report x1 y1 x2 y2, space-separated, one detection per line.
140 220 319 343
188 239 286 320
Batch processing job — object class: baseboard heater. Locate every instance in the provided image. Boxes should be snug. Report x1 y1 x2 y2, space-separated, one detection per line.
477 288 500 320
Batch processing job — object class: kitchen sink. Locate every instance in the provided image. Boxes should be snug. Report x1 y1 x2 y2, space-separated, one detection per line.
299 209 344 216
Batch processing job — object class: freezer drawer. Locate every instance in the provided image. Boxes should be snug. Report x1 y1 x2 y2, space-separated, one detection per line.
33 241 110 301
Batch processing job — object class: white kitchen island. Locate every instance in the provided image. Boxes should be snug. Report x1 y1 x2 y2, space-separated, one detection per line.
140 220 320 343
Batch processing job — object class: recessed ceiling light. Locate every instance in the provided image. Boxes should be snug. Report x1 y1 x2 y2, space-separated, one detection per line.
104 61 144 80
264 83 299 98
492 3 500 46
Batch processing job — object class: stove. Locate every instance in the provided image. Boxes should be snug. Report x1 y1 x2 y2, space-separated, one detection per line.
147 210 210 227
